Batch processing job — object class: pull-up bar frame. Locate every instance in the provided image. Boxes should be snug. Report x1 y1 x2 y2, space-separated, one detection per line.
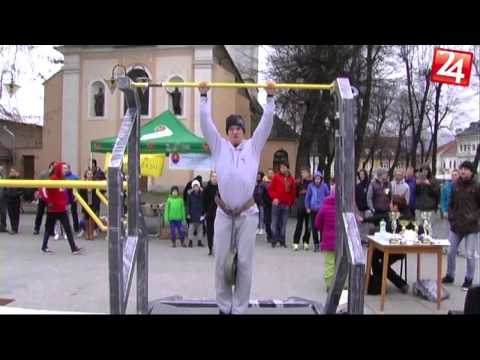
130 81 334 91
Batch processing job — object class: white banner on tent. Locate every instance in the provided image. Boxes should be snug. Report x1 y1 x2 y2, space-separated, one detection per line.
169 153 213 171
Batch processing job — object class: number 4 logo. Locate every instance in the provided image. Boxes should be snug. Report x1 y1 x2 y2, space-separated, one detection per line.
431 48 474 87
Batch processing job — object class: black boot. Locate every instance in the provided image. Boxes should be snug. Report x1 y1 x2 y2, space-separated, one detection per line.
188 240 193 248
198 240 204 247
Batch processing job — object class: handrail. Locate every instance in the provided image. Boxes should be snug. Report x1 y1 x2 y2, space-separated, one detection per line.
95 188 108 205
72 189 107 231
0 179 127 190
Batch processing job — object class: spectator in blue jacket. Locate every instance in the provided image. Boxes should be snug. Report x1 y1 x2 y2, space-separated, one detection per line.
440 169 459 219
305 171 330 252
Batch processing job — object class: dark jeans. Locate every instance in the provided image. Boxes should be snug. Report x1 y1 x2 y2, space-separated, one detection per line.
310 210 320 245
169 220 185 242
42 212 78 252
293 207 310 244
34 198 47 232
271 204 290 245
0 199 7 231
206 214 216 251
70 202 80 233
368 249 407 294
264 204 273 241
6 200 21 232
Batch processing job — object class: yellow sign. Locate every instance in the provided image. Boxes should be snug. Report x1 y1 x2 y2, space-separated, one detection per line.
104 153 165 177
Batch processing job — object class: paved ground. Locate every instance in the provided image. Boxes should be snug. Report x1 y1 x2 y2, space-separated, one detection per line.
0 211 475 315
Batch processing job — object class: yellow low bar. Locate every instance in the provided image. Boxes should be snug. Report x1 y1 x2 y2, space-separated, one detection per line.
95 189 108 206
73 189 107 232
0 179 127 190
131 81 334 91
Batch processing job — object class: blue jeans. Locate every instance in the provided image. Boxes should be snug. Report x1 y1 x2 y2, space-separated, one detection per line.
169 220 185 242
446 230 479 281
257 205 265 230
271 204 289 245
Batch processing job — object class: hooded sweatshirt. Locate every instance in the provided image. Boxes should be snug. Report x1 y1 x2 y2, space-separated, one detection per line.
305 175 330 212
315 194 336 252
39 162 69 213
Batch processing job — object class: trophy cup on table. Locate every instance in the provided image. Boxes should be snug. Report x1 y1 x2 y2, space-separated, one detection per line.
420 211 433 244
388 211 401 244
399 219 409 233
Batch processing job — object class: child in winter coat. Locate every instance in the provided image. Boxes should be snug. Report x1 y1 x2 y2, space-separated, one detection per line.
187 180 204 248
315 185 336 290
164 186 186 247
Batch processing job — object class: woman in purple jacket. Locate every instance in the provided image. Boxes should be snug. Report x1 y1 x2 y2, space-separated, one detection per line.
315 185 336 290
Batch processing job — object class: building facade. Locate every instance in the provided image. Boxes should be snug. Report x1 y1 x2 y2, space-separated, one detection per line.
0 106 43 178
39 45 292 191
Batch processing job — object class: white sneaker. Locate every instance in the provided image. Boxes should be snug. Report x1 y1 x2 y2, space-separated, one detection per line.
256 229 260 235
259 229 264 235
54 233 60 241
63 233 68 240
77 230 84 238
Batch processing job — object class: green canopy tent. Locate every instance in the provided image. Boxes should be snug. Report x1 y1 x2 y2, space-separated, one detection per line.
90 110 210 154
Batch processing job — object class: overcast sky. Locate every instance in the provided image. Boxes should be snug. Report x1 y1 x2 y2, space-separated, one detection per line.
258 45 479 132
1 45 478 131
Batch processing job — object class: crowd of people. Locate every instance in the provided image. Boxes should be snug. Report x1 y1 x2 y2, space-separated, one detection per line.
355 161 480 294
0 159 108 254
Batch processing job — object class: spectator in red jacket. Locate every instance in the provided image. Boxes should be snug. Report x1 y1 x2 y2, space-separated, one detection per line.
268 161 296 248
40 161 83 254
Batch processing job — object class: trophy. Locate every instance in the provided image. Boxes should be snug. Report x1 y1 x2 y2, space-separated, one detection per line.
399 219 410 234
420 211 433 244
388 211 401 244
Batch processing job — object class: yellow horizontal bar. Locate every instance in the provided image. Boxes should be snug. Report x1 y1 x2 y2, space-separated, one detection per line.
131 81 334 91
73 189 107 232
96 188 108 206
0 179 127 190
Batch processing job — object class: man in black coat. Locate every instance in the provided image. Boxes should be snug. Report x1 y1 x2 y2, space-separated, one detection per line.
443 161 480 291
202 171 218 255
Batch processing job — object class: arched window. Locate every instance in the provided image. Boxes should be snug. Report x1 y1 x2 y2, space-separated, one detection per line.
90 81 106 118
166 75 185 117
124 66 150 116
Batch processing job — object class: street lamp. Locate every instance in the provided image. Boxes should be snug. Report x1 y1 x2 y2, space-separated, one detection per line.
0 69 20 98
104 64 127 94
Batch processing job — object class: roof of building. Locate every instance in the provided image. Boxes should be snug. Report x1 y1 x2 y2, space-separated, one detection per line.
457 121 480 137
268 115 299 141
437 140 457 156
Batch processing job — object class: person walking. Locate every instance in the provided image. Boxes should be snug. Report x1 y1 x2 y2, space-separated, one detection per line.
442 161 480 291
39 162 83 254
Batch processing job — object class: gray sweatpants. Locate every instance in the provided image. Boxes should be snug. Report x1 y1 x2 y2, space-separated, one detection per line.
446 230 480 281
214 209 257 314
